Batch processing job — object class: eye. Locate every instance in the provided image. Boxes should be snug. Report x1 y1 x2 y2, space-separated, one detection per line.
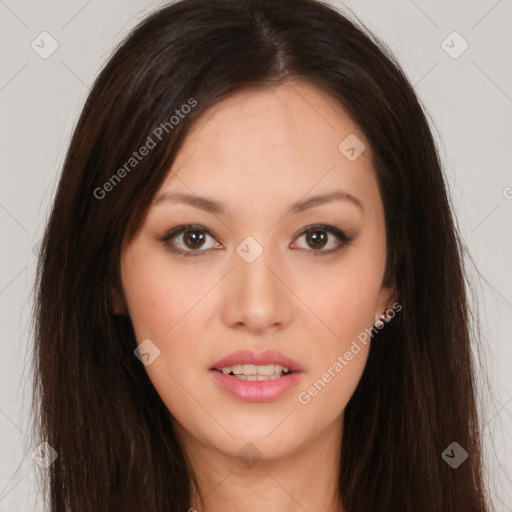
291 224 354 255
160 223 354 257
160 224 222 256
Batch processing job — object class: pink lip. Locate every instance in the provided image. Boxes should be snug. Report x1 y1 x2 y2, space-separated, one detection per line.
209 350 305 403
209 370 304 402
210 350 304 372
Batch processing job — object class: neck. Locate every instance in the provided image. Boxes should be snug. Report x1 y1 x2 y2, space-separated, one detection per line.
181 417 345 512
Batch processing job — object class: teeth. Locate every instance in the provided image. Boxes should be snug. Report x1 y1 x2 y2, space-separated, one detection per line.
219 363 292 380
231 373 282 381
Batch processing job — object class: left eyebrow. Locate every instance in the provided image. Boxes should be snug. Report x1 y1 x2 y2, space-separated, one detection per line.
289 190 364 214
152 189 364 215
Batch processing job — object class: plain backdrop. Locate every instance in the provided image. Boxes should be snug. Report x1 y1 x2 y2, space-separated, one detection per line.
0 0 511 510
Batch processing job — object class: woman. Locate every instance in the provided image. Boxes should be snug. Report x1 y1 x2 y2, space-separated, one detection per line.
32 0 491 510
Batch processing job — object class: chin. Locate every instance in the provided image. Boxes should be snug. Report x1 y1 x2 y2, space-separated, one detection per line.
213 425 305 461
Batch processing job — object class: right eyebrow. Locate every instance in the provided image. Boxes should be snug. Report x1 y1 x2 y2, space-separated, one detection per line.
152 189 364 215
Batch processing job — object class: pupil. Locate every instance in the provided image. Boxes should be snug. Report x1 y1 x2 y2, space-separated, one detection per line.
184 230 205 249
307 230 326 249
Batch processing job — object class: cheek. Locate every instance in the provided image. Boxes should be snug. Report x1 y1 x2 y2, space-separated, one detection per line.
293 269 378 420
121 253 210 424
121 250 205 340
297 258 383 344
121 249 214 390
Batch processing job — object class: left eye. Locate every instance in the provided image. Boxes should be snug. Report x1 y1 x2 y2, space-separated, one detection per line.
291 224 353 255
160 224 353 257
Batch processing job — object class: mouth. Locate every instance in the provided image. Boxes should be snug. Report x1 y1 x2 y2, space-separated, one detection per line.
210 349 304 376
208 350 304 402
212 364 294 381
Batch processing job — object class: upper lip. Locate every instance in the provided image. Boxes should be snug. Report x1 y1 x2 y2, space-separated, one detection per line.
210 350 304 372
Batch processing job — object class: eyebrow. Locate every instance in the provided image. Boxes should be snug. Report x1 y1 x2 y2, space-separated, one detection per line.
152 189 364 214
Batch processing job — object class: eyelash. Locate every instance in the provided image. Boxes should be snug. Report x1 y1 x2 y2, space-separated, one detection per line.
159 223 355 258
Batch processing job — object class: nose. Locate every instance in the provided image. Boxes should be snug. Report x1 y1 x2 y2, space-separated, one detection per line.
220 243 294 335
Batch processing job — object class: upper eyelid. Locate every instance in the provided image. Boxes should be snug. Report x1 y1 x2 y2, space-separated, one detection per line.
163 224 342 240
162 224 218 242
162 224 350 251
161 225 220 254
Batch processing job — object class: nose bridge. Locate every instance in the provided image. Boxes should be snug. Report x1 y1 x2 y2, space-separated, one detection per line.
239 240 278 290
236 235 283 300
221 235 293 332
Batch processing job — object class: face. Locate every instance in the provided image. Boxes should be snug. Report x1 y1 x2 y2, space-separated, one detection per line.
118 81 395 463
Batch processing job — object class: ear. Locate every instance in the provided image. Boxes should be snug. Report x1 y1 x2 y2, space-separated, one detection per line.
375 282 399 320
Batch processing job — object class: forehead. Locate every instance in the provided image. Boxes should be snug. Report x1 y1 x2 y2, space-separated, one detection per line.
154 81 379 217
178 82 363 156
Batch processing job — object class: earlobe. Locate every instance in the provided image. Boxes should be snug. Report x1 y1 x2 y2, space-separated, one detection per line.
374 285 399 327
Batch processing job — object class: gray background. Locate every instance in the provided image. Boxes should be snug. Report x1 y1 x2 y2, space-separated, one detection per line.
1 0 511 510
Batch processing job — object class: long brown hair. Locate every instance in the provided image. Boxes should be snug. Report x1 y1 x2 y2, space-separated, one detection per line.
31 0 492 510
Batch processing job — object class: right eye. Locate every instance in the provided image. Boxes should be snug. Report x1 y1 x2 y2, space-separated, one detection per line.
160 225 223 256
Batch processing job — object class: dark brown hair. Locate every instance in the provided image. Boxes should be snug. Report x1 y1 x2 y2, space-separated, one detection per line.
31 0 492 510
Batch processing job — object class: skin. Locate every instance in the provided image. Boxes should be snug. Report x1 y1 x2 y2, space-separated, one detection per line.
117 81 397 512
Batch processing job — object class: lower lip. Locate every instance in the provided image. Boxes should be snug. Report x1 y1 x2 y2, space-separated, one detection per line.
209 370 304 402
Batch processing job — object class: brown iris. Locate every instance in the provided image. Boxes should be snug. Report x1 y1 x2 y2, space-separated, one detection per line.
183 229 206 249
306 230 328 250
